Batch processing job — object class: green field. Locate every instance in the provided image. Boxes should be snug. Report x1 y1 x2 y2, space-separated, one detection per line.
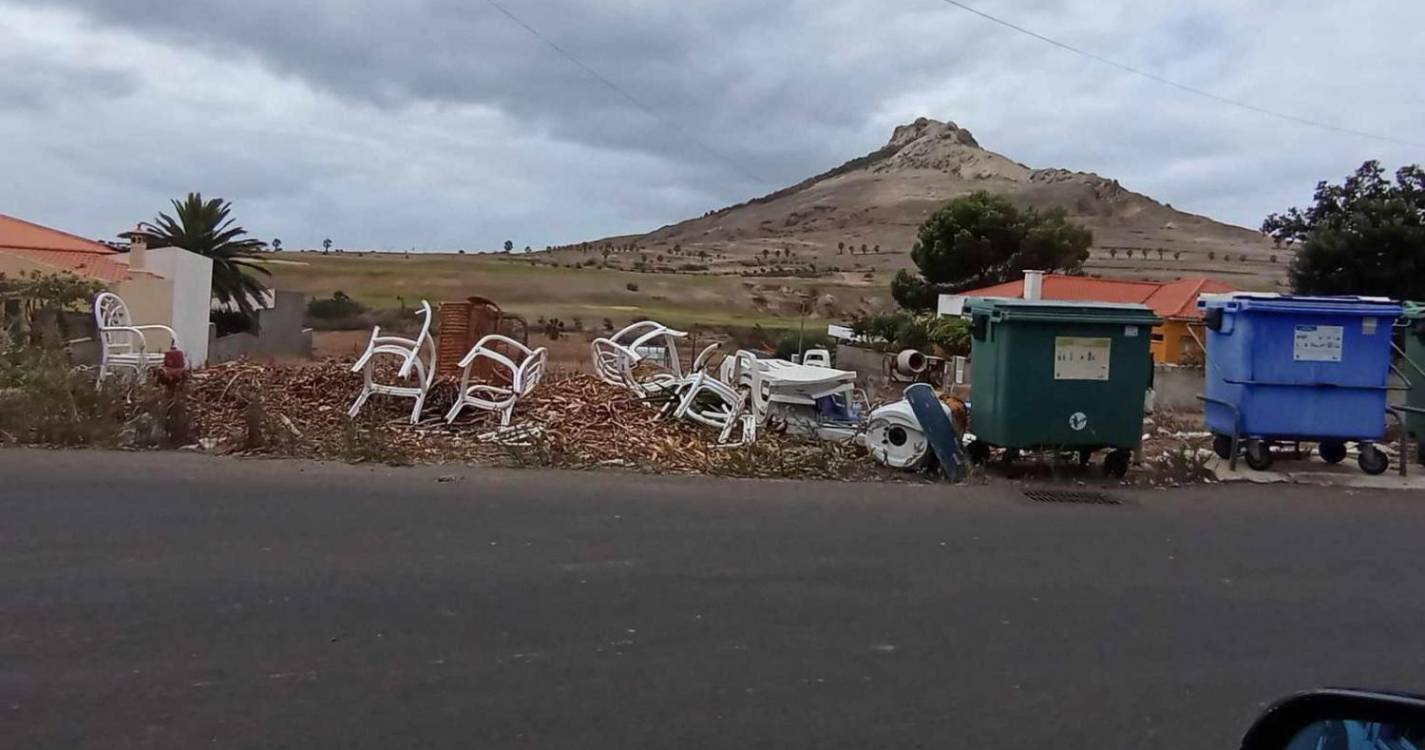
261 252 893 332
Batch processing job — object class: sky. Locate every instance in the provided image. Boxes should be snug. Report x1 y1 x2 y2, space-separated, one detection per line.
0 0 1419 252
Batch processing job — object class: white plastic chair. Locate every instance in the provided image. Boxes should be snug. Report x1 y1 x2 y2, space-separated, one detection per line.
590 321 691 398
445 334 548 427
348 301 436 424
93 291 181 382
671 371 753 445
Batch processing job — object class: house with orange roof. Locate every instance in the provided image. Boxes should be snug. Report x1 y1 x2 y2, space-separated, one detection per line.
0 213 214 365
938 271 1239 364
0 213 147 284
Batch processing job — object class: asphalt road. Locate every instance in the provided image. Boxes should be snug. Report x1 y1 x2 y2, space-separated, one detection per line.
4 450 1425 749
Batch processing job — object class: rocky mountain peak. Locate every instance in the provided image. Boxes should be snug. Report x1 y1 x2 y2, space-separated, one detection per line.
886 117 979 149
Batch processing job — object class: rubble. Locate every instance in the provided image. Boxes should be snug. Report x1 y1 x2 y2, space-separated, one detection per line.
183 359 892 480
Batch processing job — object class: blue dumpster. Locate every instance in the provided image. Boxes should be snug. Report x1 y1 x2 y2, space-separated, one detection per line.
1197 294 1403 474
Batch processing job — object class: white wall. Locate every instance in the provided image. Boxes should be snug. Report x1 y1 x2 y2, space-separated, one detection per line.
111 275 176 348
141 248 213 366
937 294 967 317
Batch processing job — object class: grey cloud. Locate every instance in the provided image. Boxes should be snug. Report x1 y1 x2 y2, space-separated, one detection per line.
0 58 137 109
0 0 1420 249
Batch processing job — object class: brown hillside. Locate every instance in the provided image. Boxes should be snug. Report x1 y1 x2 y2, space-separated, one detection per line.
553 118 1288 292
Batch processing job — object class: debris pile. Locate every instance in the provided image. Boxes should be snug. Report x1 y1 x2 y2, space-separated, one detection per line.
184 360 888 479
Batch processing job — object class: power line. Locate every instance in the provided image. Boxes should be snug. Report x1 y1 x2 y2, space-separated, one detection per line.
482 0 770 184
934 0 1422 148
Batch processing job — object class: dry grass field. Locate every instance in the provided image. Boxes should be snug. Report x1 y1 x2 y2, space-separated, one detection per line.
262 251 897 334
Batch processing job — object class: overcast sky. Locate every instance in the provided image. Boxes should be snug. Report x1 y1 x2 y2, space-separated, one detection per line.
1 0 1419 251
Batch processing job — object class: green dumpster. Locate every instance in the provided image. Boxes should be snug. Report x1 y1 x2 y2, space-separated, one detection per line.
964 299 1161 477
1402 302 1425 462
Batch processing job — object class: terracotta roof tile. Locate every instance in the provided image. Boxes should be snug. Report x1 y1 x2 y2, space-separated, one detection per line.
0 213 117 255
961 274 1240 320
0 248 143 283
1143 277 1239 319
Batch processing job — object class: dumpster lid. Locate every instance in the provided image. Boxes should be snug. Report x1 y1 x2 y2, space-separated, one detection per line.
966 297 1162 325
1198 293 1402 317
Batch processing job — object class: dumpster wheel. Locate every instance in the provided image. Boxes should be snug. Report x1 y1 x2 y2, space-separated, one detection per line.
1318 440 1347 464
1103 449 1131 479
1244 440 1274 471
1358 443 1389 475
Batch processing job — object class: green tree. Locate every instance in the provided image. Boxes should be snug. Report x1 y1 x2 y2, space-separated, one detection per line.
504 240 514 253
1263 161 1425 300
135 193 271 317
271 238 282 252
322 238 332 254
891 192 1091 310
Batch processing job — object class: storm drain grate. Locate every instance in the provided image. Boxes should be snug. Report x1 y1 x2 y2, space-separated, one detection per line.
1022 489 1120 505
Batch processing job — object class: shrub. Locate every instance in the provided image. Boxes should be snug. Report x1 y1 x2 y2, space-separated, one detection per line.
927 316 970 356
307 291 366 320
625 282 639 292
1 271 106 350
847 311 966 354
210 309 257 337
774 331 834 360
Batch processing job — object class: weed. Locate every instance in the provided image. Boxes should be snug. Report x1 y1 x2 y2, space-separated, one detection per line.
339 411 413 465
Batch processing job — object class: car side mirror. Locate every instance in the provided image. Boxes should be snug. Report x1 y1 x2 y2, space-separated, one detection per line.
1240 689 1425 750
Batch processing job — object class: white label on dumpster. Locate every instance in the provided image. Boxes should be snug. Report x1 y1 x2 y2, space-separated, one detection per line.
1293 324 1343 362
1362 317 1378 335
1054 337 1111 380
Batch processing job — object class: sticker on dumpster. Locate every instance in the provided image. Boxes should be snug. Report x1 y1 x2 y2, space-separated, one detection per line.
1293 324 1343 362
1362 317 1378 335
1069 412 1088 430
1054 337 1111 380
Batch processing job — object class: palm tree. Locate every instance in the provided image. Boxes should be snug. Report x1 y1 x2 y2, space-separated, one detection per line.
323 238 332 254
135 193 270 317
272 238 282 252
